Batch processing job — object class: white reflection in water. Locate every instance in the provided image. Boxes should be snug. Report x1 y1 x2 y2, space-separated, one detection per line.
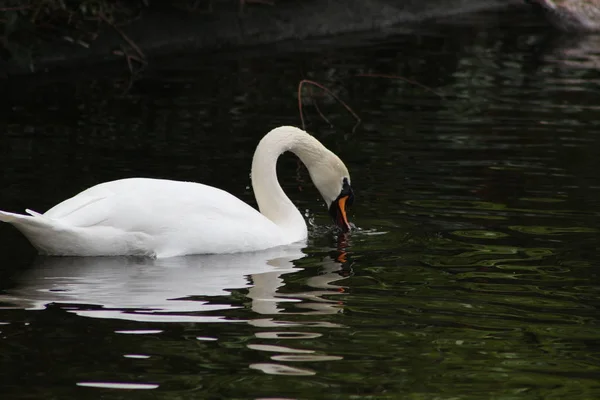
247 252 349 325
3 242 353 376
76 382 159 390
254 331 322 340
270 354 343 362
1 244 350 323
249 363 316 376
123 354 151 359
542 35 600 71
1 245 306 321
246 247 352 375
247 344 314 353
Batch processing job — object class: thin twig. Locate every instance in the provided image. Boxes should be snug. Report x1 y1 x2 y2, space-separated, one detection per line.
313 98 332 127
297 79 360 131
113 47 145 73
98 11 146 62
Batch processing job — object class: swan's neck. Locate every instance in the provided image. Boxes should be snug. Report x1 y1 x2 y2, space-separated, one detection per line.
251 127 325 241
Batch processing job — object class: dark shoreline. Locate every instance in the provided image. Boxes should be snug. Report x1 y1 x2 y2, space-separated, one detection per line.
1 0 524 76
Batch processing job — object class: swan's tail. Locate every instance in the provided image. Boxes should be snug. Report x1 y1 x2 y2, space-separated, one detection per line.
0 209 59 253
1 209 154 257
0 209 50 225
0 209 53 228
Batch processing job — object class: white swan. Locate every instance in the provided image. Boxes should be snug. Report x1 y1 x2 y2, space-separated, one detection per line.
0 126 354 258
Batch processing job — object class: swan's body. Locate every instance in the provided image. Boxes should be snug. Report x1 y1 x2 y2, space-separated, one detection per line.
0 126 353 258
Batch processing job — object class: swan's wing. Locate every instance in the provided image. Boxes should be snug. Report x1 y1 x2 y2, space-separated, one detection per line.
44 195 110 227
42 178 277 234
24 178 295 256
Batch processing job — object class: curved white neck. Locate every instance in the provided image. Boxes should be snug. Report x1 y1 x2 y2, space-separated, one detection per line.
251 126 326 241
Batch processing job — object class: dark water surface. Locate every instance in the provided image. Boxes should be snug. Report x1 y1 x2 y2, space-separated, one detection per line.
1 8 600 400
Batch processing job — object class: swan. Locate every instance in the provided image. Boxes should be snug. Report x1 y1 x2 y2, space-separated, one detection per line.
0 126 354 258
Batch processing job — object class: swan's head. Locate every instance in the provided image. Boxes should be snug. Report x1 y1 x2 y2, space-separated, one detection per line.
307 153 354 233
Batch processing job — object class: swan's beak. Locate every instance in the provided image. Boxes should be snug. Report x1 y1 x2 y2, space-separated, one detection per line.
335 195 351 232
330 194 352 233
328 178 354 233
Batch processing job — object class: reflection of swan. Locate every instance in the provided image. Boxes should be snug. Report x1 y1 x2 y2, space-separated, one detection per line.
248 241 353 326
246 246 352 376
248 253 348 317
0 126 354 257
1 246 305 322
540 34 600 70
526 0 600 32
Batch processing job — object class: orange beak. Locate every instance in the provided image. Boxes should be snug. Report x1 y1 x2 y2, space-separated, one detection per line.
334 195 351 232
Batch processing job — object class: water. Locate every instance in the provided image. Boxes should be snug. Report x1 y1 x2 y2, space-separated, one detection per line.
1 7 600 399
